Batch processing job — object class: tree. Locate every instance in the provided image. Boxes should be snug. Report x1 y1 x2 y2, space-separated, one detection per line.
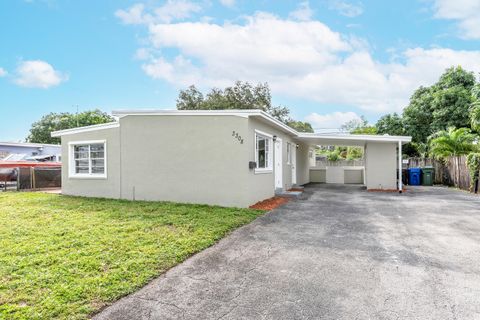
470 83 480 132
341 115 377 135
287 121 314 133
403 86 435 143
376 113 404 136
428 127 477 160
27 109 115 144
176 81 313 131
403 66 476 143
431 85 474 132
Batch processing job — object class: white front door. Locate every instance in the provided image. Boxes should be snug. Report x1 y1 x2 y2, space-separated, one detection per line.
274 138 283 189
291 146 297 185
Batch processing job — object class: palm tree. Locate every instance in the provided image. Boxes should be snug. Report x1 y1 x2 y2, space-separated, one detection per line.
428 127 477 159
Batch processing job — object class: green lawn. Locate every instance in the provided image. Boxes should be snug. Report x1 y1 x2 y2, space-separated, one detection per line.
0 192 263 319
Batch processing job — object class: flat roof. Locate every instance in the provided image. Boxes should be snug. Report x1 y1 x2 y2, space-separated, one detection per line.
51 109 412 144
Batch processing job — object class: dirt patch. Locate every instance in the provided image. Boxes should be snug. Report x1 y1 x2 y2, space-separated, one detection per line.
249 196 290 211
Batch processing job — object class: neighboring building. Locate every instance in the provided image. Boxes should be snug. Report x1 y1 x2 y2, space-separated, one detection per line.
51 109 411 208
0 142 61 162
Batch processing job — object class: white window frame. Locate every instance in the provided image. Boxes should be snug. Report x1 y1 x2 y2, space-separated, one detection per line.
254 130 273 174
68 140 107 179
287 142 292 165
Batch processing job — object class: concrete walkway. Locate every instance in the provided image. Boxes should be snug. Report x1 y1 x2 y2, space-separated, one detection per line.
94 184 480 320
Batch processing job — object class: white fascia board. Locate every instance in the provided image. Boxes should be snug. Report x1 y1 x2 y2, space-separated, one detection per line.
51 122 120 137
112 109 255 118
297 133 412 144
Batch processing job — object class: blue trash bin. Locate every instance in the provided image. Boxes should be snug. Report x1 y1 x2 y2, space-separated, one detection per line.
408 168 421 186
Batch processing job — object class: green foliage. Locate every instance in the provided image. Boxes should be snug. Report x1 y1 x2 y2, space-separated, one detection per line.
341 115 377 135
287 120 314 133
345 146 363 160
403 66 477 144
403 86 436 143
376 113 404 136
351 126 377 135
470 84 480 132
466 153 480 190
431 85 474 131
27 109 114 144
428 127 477 159
326 149 340 161
176 81 311 130
0 193 262 319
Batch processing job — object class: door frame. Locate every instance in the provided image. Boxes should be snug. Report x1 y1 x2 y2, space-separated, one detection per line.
274 138 283 189
291 145 297 185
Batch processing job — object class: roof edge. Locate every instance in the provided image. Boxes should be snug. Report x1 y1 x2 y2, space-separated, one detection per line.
51 122 119 137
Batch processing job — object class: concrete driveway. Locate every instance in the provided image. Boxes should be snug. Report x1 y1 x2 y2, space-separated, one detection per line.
94 184 480 320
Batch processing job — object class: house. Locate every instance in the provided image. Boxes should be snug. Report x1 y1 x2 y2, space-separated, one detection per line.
51 110 412 208
0 142 61 162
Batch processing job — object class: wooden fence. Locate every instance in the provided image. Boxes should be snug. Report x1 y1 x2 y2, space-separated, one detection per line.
406 156 476 192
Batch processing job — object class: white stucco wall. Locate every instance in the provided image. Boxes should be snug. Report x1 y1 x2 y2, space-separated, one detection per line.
364 142 397 190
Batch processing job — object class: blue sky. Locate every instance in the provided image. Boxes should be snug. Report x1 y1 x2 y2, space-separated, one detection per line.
1 0 479 141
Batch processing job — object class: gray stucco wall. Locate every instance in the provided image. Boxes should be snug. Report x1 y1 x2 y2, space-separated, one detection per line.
365 142 397 190
61 127 121 198
119 115 251 207
245 118 297 205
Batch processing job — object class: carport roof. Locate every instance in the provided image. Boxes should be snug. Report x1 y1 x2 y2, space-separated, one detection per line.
297 132 411 146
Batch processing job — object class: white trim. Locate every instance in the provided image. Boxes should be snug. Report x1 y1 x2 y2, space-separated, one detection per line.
51 122 119 137
274 137 283 189
68 140 107 179
298 133 412 144
286 142 292 165
254 129 273 139
254 131 273 173
398 140 403 192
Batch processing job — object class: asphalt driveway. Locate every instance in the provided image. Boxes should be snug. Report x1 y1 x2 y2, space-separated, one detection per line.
94 184 480 320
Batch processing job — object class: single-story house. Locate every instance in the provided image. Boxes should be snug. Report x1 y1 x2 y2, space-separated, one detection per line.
51 109 412 208
0 141 61 161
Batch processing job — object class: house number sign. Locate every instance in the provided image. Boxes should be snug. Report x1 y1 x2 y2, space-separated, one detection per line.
232 131 244 144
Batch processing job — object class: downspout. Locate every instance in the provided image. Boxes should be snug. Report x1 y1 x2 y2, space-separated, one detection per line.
398 140 403 193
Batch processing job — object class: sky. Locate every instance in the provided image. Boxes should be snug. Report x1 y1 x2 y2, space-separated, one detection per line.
1 0 480 141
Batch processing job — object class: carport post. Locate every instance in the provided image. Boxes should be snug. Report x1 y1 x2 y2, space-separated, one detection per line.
398 140 402 193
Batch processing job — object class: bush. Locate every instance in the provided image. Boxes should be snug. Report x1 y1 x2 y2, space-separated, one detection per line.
466 153 480 191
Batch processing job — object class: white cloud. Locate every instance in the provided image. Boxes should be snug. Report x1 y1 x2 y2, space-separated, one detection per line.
0 67 7 77
289 1 313 22
120 11 480 114
14 60 67 89
432 0 480 39
219 0 235 8
328 0 363 18
305 111 361 131
115 1 202 25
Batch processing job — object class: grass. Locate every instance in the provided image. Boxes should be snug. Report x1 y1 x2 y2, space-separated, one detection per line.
0 192 263 319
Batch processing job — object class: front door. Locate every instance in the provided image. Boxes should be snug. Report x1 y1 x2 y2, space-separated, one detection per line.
291 146 297 185
274 138 283 189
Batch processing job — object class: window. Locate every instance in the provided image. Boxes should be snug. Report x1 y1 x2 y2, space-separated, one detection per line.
286 143 291 164
255 131 272 172
69 141 106 178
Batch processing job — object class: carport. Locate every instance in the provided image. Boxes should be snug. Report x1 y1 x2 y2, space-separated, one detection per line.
297 133 412 191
